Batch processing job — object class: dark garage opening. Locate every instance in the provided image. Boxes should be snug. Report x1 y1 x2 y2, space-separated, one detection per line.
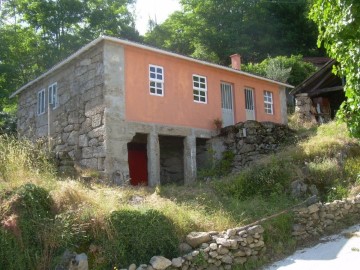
127 133 148 186
159 135 184 185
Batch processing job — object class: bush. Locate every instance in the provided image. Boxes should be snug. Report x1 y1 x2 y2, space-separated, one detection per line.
216 157 293 199
198 150 235 179
98 209 179 268
0 183 55 269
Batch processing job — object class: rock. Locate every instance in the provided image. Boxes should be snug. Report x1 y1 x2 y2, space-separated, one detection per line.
129 264 137 270
209 243 218 250
217 246 229 255
186 232 211 248
226 229 236 236
150 256 172 270
172 257 183 268
221 255 233 264
136 264 148 270
234 257 247 265
179 243 193 254
233 250 246 257
209 251 218 258
291 180 308 197
55 250 76 270
247 225 264 234
216 238 231 247
308 204 320 214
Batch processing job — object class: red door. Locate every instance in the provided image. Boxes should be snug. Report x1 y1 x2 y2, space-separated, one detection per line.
128 143 148 186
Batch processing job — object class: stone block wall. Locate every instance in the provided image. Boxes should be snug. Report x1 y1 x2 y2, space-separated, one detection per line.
122 225 265 270
294 93 316 123
17 42 107 173
292 195 360 240
212 121 294 172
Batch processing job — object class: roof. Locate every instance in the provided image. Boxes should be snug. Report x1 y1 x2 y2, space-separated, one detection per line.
290 59 343 97
11 36 293 98
303 57 331 68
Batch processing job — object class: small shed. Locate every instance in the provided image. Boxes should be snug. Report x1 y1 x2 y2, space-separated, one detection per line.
291 59 345 123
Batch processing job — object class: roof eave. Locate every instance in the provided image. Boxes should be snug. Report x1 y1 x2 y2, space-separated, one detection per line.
11 36 293 98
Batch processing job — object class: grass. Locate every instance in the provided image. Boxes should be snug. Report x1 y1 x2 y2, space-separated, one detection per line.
0 121 360 269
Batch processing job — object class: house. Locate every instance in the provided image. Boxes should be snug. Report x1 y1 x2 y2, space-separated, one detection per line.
291 59 345 123
11 36 292 186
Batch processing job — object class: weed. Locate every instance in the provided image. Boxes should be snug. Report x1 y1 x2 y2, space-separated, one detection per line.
197 150 235 179
101 209 179 269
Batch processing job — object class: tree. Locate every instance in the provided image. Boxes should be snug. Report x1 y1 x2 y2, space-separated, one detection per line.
242 55 317 86
146 0 323 65
0 0 139 133
310 0 360 137
1 0 140 68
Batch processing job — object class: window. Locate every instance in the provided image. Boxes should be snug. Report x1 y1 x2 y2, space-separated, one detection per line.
48 82 58 109
149 65 164 96
37 89 46 115
264 90 273 114
193 75 207 103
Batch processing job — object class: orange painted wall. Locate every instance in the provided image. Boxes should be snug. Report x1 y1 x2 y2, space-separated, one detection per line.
124 45 282 130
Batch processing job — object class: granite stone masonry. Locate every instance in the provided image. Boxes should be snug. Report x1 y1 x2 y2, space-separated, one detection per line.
17 42 106 175
294 93 316 123
292 194 360 240
211 120 294 172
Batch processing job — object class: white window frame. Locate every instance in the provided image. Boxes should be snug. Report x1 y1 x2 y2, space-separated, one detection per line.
37 89 46 115
193 74 207 103
149 64 164 96
48 82 58 109
264 90 273 115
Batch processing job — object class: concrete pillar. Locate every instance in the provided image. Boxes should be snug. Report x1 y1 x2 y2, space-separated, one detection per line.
147 132 160 187
279 86 288 125
184 135 197 185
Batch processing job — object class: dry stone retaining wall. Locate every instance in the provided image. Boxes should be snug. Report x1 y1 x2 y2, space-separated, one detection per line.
211 120 294 172
121 225 265 270
292 194 360 240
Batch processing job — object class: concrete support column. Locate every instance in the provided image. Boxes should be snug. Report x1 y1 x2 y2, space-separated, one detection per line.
184 135 197 185
279 86 288 125
147 132 160 187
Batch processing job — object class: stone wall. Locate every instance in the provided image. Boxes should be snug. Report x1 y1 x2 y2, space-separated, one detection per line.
211 121 294 172
17 41 107 174
121 225 265 270
294 93 316 123
292 195 360 240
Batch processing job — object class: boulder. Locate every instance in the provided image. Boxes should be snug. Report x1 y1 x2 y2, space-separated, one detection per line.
186 232 211 248
150 256 172 270
172 257 183 268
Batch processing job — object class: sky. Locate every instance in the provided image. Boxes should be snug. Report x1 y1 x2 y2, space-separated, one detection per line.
134 0 181 35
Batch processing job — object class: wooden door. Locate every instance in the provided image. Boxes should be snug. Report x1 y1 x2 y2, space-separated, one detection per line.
128 143 148 186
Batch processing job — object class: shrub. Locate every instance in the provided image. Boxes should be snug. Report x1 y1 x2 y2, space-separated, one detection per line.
198 150 235 179
216 157 293 199
98 209 179 269
0 183 55 269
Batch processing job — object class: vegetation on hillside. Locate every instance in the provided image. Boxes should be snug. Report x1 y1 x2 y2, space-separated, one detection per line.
0 121 359 269
310 0 360 138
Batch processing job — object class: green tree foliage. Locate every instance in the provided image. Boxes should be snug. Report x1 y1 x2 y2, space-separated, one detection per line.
0 0 139 133
310 0 360 138
242 55 317 86
145 0 322 64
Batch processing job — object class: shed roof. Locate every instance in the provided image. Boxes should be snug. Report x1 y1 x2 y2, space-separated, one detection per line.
11 36 293 98
290 59 343 97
